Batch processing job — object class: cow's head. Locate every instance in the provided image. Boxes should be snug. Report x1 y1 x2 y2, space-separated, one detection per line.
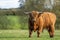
29 11 39 22
24 11 42 22
24 11 42 31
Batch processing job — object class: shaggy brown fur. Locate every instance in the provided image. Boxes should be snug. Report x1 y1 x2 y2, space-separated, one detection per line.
28 11 56 38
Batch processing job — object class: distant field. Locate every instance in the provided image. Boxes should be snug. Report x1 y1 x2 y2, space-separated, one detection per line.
0 30 60 40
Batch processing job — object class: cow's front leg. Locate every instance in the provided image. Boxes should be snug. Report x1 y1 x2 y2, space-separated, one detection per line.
37 30 40 37
37 27 43 37
29 30 33 37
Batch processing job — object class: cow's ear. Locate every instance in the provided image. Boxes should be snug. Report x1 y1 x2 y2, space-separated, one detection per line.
38 13 41 17
38 12 42 17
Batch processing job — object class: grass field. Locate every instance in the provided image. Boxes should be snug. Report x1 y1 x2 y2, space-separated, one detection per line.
0 30 60 40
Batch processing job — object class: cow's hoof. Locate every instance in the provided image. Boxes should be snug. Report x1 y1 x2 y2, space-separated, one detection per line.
50 35 54 38
37 36 40 38
29 36 31 38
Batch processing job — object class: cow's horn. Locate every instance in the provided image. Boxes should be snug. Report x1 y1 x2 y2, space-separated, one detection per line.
39 12 42 13
24 12 31 14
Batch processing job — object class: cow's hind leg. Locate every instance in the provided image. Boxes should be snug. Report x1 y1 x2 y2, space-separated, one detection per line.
29 30 33 37
48 25 54 38
50 25 54 38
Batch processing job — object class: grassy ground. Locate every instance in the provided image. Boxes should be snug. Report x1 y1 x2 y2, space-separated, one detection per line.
0 30 60 40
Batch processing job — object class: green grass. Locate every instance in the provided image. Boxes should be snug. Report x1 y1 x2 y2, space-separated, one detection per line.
0 30 60 40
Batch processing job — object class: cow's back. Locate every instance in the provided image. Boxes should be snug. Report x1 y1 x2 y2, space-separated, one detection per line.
38 12 56 28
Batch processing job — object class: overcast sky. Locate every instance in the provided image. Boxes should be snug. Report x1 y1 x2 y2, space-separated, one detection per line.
0 0 19 9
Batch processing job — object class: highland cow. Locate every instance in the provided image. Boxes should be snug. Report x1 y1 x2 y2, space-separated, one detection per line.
25 11 56 38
